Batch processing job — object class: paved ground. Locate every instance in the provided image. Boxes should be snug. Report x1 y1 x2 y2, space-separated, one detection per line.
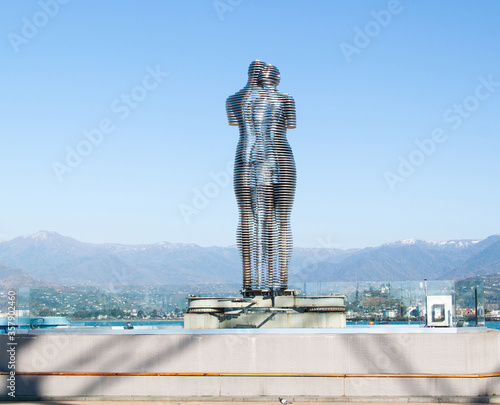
2 401 500 405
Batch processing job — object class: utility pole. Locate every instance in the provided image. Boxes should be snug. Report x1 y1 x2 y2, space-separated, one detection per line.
424 279 428 326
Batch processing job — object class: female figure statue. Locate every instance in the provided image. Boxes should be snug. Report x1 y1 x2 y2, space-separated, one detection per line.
226 61 296 295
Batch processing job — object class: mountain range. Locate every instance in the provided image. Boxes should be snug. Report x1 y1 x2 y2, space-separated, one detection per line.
0 231 499 287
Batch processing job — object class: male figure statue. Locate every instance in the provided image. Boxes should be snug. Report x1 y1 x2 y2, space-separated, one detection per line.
226 61 296 295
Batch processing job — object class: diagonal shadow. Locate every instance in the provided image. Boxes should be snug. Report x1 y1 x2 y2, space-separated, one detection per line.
0 328 206 399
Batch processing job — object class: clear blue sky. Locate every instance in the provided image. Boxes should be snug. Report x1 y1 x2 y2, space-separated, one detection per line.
1 0 500 249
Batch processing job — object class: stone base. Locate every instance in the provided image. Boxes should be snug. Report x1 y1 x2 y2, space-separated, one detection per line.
184 294 346 329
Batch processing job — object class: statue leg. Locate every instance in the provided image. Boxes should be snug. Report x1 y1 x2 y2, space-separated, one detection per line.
251 185 265 289
238 187 253 290
264 185 277 290
235 162 253 291
275 172 296 290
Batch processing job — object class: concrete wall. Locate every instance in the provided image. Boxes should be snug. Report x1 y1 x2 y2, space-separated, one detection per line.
1 329 500 401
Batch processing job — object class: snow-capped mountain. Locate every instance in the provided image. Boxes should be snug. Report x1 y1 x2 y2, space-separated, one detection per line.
384 238 482 249
0 231 241 285
1 231 499 285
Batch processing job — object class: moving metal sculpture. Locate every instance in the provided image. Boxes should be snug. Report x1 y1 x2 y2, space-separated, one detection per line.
226 60 296 296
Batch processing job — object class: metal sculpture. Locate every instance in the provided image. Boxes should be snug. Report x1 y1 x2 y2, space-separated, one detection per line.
226 60 296 296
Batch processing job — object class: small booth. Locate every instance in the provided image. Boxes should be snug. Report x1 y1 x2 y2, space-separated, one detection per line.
426 295 453 327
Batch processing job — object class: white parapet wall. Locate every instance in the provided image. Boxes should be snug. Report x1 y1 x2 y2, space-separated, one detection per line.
1 327 499 401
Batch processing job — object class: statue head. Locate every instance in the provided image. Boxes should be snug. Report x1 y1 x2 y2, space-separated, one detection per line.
247 60 267 86
258 65 280 87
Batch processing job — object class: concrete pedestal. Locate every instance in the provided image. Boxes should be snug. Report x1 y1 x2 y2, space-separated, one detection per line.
184 295 346 329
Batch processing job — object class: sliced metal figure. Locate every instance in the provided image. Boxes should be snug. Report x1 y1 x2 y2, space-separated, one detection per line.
226 61 296 296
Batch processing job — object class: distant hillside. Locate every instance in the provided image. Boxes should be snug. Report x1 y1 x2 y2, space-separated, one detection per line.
299 237 500 282
0 263 53 288
456 273 500 310
0 231 241 286
1 231 500 286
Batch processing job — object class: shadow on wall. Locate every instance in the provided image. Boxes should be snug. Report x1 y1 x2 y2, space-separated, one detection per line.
0 331 204 399
1 329 498 399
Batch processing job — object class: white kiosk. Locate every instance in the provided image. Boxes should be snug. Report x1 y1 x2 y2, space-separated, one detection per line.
426 295 453 327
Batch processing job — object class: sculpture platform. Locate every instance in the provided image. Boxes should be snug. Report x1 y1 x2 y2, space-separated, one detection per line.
184 294 346 329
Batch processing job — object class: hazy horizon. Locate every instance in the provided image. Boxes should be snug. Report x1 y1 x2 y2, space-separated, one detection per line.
1 229 498 251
